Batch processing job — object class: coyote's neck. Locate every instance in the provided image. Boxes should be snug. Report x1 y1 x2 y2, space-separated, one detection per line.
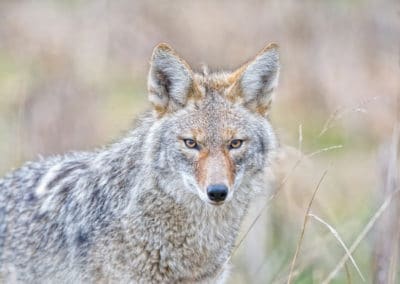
110 180 250 282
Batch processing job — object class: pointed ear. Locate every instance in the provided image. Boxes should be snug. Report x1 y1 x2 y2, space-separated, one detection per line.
229 43 280 116
148 43 196 116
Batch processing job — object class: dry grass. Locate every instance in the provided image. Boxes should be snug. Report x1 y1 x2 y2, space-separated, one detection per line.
287 169 328 284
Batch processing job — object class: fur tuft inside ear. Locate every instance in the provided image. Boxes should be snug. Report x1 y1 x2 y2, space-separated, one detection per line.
148 43 193 115
233 43 280 116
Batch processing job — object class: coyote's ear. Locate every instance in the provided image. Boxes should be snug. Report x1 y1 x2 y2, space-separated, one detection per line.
148 43 195 116
229 43 280 116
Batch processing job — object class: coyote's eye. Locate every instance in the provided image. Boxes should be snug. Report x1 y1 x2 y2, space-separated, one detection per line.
184 139 198 149
229 139 243 149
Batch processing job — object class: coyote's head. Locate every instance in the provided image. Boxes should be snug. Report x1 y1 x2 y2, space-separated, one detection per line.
145 43 279 206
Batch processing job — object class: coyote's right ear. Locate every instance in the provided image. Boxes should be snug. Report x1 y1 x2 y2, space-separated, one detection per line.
229 43 280 116
148 43 196 116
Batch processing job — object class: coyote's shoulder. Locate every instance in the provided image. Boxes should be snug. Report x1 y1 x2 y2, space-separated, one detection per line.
0 43 280 283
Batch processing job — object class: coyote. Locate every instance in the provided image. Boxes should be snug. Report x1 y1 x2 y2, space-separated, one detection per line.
0 43 280 283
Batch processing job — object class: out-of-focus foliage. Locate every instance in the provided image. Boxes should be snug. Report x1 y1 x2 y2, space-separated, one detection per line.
0 0 399 283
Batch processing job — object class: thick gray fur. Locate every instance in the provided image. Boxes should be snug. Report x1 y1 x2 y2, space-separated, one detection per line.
0 43 280 283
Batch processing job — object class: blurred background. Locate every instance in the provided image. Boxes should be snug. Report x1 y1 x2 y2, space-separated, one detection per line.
0 0 399 283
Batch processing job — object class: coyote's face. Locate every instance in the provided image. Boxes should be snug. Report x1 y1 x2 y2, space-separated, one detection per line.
146 43 279 205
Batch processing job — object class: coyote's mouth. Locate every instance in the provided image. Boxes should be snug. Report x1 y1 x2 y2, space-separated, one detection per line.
207 200 225 206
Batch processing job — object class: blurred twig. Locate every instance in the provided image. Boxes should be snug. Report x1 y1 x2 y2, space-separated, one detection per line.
298 124 303 153
308 213 365 282
373 125 399 284
344 263 352 284
306 145 343 158
287 169 328 284
269 229 337 284
322 187 400 283
318 96 380 137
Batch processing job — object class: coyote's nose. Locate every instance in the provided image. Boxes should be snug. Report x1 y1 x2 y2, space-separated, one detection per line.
207 184 228 202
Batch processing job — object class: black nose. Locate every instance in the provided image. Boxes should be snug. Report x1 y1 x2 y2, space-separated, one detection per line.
207 184 228 202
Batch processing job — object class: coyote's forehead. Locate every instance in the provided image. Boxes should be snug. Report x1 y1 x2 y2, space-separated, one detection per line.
176 81 247 144
183 108 245 148
194 72 236 94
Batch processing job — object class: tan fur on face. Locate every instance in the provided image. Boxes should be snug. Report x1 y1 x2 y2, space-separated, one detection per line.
223 128 237 140
196 149 209 188
191 128 205 143
222 149 235 186
186 81 204 103
256 103 271 116
195 149 235 192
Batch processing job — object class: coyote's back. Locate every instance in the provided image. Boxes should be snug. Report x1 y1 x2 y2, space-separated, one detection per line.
0 43 280 283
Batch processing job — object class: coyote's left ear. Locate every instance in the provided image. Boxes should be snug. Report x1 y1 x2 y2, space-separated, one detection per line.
229 43 280 116
148 43 198 116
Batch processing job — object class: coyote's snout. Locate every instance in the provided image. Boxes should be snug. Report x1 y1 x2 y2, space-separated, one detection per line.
196 147 236 204
0 42 280 283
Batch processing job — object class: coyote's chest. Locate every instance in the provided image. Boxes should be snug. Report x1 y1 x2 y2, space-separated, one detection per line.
89 196 240 283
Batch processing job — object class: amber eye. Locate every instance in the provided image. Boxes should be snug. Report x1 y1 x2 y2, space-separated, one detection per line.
184 139 198 149
229 139 243 149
